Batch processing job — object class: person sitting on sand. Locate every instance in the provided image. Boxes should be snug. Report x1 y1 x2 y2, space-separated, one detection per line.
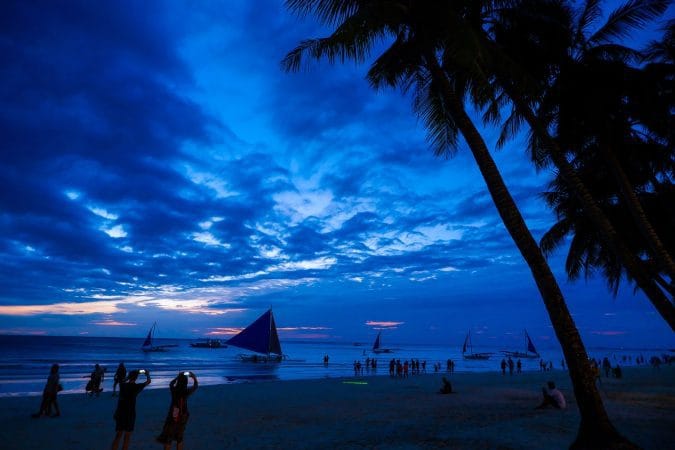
439 376 453 394
111 369 151 450
32 363 61 418
156 371 198 450
535 381 566 409
86 363 105 396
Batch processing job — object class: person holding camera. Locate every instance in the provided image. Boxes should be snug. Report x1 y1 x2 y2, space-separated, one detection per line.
111 369 151 450
156 371 198 450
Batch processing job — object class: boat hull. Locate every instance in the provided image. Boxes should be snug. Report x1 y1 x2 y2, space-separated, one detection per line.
190 340 226 349
463 353 491 360
501 351 539 359
238 353 284 363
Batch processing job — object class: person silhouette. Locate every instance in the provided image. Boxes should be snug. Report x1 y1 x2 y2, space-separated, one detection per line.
535 381 566 409
113 362 126 397
32 363 61 418
156 371 199 450
438 377 453 394
111 369 151 450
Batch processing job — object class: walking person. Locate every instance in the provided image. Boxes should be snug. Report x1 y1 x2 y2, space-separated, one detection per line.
156 371 198 450
111 369 151 450
32 363 61 418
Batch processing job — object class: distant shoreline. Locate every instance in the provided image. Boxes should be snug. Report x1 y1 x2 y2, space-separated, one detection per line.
2 334 673 352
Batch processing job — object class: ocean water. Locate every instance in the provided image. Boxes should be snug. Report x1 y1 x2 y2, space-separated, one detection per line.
0 335 666 397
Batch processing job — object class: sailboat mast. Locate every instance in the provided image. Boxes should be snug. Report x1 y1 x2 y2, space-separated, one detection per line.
268 309 272 358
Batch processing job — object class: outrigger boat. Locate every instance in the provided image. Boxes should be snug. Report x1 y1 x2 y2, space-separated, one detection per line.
501 330 540 359
227 308 285 362
190 338 227 349
140 322 178 352
462 330 492 360
371 331 393 354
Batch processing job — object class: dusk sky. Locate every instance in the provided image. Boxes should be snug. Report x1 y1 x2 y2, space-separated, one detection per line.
1 0 673 350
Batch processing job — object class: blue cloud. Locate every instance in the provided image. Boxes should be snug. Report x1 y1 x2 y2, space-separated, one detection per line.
0 0 671 349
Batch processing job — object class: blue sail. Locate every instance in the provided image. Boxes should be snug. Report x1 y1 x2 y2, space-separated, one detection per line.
372 332 381 351
227 309 282 356
526 332 538 354
141 324 154 348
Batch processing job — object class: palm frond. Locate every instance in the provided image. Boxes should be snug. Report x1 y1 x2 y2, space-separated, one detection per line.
285 0 362 26
496 105 524 149
642 18 675 62
588 0 670 46
413 71 459 157
282 2 400 72
540 218 572 257
584 43 643 63
367 34 421 91
574 0 602 45
281 20 386 72
565 234 587 281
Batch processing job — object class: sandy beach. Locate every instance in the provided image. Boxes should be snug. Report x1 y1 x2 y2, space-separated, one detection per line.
1 366 672 449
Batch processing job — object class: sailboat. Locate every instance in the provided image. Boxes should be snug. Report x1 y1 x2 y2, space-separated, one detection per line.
140 322 178 352
462 330 492 360
501 330 540 359
372 331 393 354
227 308 284 362
190 338 227 349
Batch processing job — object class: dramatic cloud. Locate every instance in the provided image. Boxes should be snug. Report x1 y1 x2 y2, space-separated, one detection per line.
0 0 671 348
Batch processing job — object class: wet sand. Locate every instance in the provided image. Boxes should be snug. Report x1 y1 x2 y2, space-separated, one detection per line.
1 366 672 449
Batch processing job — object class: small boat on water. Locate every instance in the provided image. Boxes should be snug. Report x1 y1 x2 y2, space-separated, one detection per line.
462 330 492 360
372 331 393 354
227 308 285 362
190 338 227 349
141 322 178 352
501 330 540 359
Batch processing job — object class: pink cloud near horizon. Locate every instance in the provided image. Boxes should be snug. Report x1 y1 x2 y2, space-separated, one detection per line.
591 330 627 336
366 321 404 329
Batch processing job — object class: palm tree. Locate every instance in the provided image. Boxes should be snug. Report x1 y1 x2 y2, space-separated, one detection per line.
540 143 675 297
283 1 635 448
486 0 675 329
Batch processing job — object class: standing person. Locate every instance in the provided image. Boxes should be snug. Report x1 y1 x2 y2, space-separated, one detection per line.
508 357 514 375
156 371 198 450
602 357 612 377
113 362 126 397
516 359 522 374
111 369 151 450
500 359 507 375
32 363 61 418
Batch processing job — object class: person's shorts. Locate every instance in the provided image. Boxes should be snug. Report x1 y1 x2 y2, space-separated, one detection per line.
115 414 136 432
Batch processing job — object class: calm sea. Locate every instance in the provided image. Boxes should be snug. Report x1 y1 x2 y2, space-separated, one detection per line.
0 335 665 397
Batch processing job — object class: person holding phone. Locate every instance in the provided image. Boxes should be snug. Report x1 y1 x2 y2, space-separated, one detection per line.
156 371 198 450
111 369 151 450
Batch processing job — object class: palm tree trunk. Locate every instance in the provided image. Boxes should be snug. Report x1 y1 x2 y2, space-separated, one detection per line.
426 57 637 449
601 144 675 283
511 97 675 331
